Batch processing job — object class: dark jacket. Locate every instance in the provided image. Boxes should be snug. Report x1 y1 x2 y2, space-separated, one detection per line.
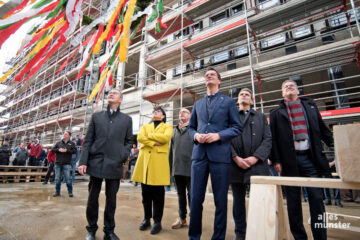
229 109 272 184
52 140 77 165
15 149 29 164
270 97 333 176
169 125 194 177
0 145 11 165
79 107 133 179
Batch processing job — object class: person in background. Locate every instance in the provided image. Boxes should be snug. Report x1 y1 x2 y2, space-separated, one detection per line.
169 108 194 230
14 145 28 166
52 131 77 197
0 141 12 165
13 144 21 154
37 148 47 166
129 143 139 186
132 106 173 235
27 139 42 166
43 147 56 184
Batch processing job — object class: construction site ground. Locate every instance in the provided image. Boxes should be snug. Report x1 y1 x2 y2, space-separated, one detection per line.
0 181 359 240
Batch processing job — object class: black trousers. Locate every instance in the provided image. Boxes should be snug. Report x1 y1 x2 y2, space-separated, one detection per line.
29 156 37 166
44 162 54 182
86 176 120 234
174 175 191 219
231 183 247 239
286 152 326 240
141 184 165 223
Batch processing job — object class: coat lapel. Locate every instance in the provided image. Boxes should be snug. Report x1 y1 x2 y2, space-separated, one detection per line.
200 97 209 121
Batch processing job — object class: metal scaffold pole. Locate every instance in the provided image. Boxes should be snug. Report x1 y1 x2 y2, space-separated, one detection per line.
350 0 360 35
244 0 259 111
180 0 184 110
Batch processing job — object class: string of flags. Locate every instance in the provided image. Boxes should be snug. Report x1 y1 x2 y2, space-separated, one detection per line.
0 0 167 103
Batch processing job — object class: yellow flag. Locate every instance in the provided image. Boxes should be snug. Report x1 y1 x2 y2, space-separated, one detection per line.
0 64 19 82
119 0 137 62
88 68 110 101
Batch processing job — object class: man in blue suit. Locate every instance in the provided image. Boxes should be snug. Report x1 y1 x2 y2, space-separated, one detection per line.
188 67 242 240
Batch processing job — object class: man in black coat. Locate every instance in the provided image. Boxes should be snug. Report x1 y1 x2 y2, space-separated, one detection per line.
52 131 77 197
169 108 194 229
0 141 12 165
229 88 271 240
270 80 333 240
79 88 133 240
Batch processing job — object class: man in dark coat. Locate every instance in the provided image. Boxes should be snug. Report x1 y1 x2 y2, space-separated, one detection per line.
188 68 242 240
270 80 333 240
229 88 272 240
52 131 77 197
79 88 133 240
169 108 194 229
0 141 12 165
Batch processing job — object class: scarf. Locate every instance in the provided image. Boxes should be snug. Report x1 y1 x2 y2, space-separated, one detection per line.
285 98 309 141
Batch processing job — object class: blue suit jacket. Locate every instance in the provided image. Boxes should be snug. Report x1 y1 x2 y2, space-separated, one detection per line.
189 93 242 163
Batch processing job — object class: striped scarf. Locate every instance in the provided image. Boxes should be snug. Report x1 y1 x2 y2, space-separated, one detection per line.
285 98 309 141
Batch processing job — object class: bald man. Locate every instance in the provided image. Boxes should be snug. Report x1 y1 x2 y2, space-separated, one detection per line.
169 108 194 229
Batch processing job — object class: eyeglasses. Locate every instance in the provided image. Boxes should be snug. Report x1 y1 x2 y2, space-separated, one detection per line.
283 84 297 89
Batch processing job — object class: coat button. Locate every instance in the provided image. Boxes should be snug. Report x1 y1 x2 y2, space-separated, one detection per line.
208 123 211 125
253 133 256 136
149 151 151 153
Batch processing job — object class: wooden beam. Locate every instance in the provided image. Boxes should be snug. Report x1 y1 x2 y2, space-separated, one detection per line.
250 176 360 189
0 172 46 176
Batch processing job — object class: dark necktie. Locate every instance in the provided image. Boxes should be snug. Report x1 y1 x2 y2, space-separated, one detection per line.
207 95 215 116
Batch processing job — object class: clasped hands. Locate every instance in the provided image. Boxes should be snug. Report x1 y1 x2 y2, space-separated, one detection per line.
58 148 67 153
194 133 221 144
233 156 259 170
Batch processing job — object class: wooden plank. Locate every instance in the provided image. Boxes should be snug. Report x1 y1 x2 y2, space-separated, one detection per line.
0 172 46 176
250 176 360 189
333 124 360 182
247 184 278 240
276 185 293 240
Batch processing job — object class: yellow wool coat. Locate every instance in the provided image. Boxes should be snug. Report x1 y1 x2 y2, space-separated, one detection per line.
131 122 173 185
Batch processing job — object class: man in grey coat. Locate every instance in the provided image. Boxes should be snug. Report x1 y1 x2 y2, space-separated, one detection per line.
229 88 272 240
78 88 133 240
169 108 194 229
14 145 28 166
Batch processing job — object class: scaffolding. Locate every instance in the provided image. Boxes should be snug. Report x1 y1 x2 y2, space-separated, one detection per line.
0 0 104 147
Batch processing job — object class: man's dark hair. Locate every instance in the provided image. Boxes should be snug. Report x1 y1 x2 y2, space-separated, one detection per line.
205 67 222 81
154 106 167 123
65 130 72 136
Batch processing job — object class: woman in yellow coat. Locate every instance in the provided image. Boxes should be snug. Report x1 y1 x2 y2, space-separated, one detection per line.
132 106 173 235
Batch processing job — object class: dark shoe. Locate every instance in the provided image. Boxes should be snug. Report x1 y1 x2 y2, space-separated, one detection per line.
104 232 120 240
69 193 74 197
325 199 331 205
304 198 308 202
139 219 151 231
236 237 245 240
150 222 162 234
85 232 95 240
53 192 60 197
335 201 343 207
42 181 48 185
